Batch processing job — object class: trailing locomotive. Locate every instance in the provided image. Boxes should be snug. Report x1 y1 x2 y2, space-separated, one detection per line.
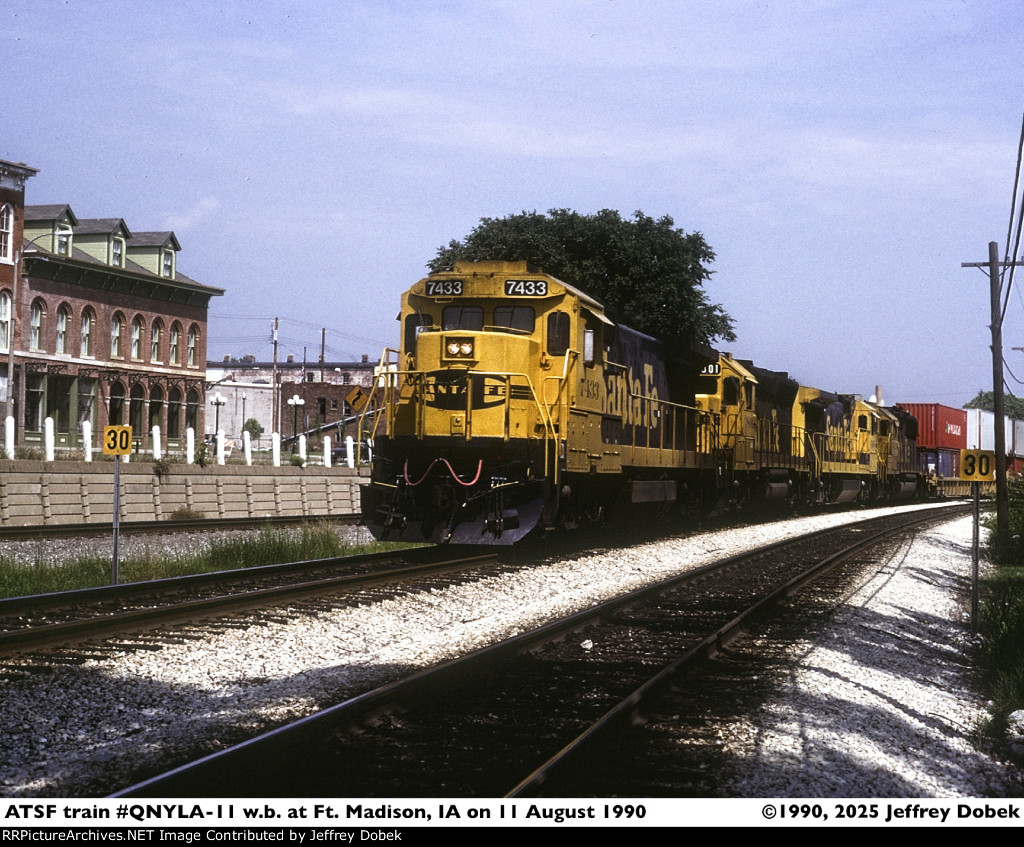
359 260 924 544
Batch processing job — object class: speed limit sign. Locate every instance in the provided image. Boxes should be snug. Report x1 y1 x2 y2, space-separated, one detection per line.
103 425 133 456
960 449 995 481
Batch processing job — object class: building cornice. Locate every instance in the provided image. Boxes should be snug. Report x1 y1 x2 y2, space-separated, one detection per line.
23 251 225 304
0 159 38 191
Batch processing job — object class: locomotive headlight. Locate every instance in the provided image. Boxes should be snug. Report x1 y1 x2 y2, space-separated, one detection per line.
444 337 475 359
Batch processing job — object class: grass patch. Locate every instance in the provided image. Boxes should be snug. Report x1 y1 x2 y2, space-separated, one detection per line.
0 523 419 599
978 477 1024 737
976 564 1024 736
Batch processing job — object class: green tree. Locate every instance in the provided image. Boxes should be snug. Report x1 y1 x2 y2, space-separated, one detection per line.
242 417 264 441
964 390 1024 420
429 209 735 347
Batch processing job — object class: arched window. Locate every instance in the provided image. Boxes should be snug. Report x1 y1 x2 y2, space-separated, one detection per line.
55 305 71 354
29 299 45 350
149 384 165 433
185 388 200 432
187 325 199 367
150 319 163 363
80 309 95 357
129 383 146 433
0 290 10 350
169 322 181 365
167 386 183 438
130 316 143 360
109 382 126 426
0 204 13 261
110 312 124 358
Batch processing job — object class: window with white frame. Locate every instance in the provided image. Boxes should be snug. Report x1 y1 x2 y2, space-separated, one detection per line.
110 313 124 358
57 223 72 256
162 249 174 277
131 317 143 359
187 325 198 367
0 204 12 261
56 305 70 354
169 323 180 364
112 237 125 267
29 300 44 350
151 320 162 362
80 310 94 357
0 291 10 350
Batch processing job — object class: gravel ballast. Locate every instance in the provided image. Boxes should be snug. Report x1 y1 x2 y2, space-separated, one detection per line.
0 503 1019 798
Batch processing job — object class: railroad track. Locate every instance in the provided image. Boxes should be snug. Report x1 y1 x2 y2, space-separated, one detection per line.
110 503 970 798
0 547 498 659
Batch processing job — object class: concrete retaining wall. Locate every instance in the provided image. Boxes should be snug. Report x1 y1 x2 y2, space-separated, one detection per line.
0 460 366 526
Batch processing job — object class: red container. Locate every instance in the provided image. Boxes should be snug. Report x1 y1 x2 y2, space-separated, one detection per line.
897 403 967 451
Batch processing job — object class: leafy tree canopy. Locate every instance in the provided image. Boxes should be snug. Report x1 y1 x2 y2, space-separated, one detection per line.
964 390 1024 419
242 417 264 440
429 209 736 347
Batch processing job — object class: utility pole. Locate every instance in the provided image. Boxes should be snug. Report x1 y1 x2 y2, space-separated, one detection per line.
962 241 1024 537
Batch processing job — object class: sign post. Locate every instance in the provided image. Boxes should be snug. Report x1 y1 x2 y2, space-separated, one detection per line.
960 449 995 632
103 425 132 584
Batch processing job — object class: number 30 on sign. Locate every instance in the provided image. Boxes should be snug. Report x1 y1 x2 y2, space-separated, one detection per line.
103 425 133 456
960 449 995 481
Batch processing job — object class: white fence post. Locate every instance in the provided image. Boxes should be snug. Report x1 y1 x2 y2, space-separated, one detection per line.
44 417 55 461
81 420 92 461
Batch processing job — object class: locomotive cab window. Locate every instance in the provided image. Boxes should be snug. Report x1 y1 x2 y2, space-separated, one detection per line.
723 376 741 406
404 313 434 354
547 311 570 356
583 317 603 366
443 305 483 331
492 305 534 334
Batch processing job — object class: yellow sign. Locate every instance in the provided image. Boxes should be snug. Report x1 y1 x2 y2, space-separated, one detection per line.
346 386 369 412
960 449 995 481
103 425 133 456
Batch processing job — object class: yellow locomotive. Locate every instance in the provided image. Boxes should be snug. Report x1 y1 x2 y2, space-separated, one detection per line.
360 260 923 544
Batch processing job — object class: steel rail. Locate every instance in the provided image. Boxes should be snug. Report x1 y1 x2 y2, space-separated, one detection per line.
506 506 968 796
0 551 496 656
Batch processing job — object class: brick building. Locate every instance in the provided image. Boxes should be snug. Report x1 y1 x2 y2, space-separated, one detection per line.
0 157 223 453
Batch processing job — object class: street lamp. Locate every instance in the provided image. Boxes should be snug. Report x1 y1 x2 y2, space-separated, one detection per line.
211 391 226 436
287 394 304 452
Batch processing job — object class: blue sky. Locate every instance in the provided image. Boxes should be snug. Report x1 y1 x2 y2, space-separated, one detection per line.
3 0 1022 405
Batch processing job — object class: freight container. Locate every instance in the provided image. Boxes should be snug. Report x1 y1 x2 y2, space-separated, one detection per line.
1014 419 1024 460
897 403 967 451
918 447 960 479
965 408 1009 451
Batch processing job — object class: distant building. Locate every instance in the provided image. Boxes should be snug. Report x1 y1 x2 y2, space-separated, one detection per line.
0 157 224 453
205 355 377 446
